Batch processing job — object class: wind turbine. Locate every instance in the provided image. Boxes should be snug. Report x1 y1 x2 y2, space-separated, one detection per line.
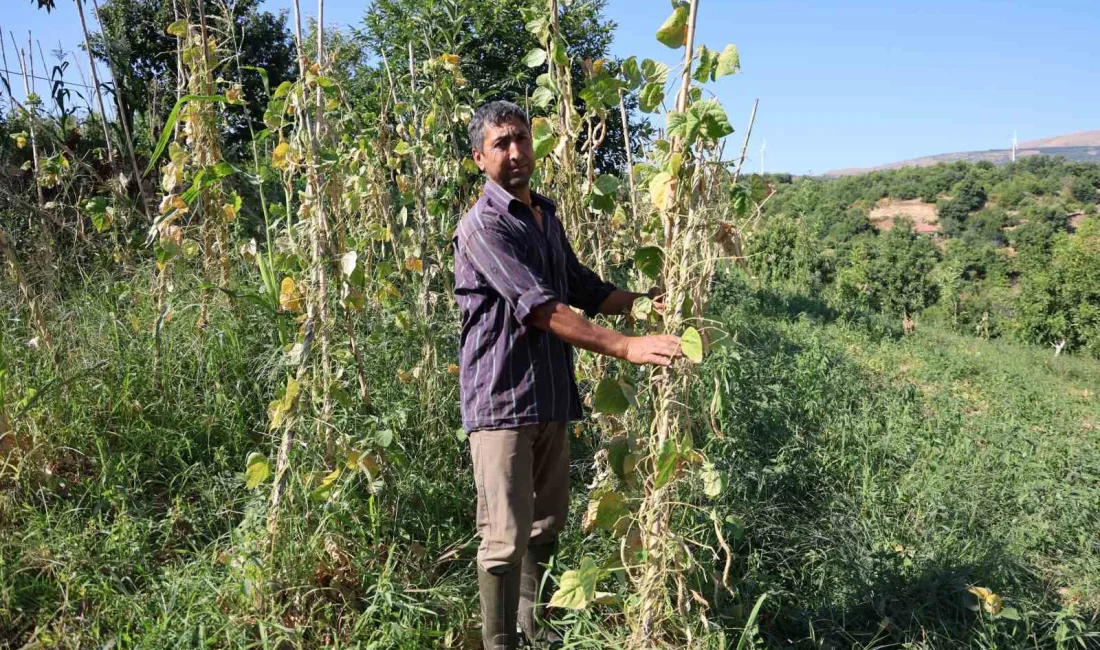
760 139 766 175
1012 130 1017 162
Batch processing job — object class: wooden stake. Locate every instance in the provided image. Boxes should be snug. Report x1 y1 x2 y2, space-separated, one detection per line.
75 0 116 165
732 98 759 183
17 45 46 210
90 0 152 221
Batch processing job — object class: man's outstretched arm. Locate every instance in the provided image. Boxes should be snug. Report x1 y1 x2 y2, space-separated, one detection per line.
529 300 680 366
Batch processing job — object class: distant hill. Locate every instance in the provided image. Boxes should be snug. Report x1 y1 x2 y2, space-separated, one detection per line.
825 130 1100 177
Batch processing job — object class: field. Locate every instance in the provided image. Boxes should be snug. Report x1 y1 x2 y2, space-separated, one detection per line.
3 0 1100 647
2 268 1098 648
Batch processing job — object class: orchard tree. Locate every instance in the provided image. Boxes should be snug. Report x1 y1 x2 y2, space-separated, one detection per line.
873 221 940 328
1014 217 1100 356
833 222 939 330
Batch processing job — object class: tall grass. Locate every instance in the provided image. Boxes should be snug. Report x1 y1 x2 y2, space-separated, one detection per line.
3 266 1098 648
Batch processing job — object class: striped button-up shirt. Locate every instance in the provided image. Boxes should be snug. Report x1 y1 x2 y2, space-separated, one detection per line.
453 180 616 433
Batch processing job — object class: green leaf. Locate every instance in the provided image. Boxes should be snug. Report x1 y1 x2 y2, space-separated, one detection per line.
549 557 601 609
750 174 772 201
531 117 557 160
376 428 394 449
639 82 664 114
681 326 704 362
656 4 690 48
531 86 555 109
212 161 235 178
523 48 548 68
593 174 620 196
244 452 270 489
700 462 725 498
641 59 670 84
654 439 681 489
692 46 715 83
166 19 188 37
716 44 741 78
606 438 630 479
273 80 293 99
84 197 110 232
730 184 749 218
584 491 630 533
592 377 631 415
588 174 619 212
310 468 342 502
996 607 1021 621
621 56 642 90
635 246 664 280
551 38 569 66
394 141 412 156
631 296 653 321
667 100 733 143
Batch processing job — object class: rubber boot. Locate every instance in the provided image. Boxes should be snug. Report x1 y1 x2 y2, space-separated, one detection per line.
518 542 563 648
479 565 521 650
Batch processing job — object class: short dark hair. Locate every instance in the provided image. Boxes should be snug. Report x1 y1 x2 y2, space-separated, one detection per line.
468 100 529 152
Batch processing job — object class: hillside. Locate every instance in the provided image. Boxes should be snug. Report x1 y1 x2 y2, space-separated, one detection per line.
755 155 1100 356
826 130 1100 177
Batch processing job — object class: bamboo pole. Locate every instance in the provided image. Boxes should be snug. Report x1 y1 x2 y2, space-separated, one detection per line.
17 45 46 210
89 0 152 221
0 32 11 114
74 0 116 165
732 99 759 183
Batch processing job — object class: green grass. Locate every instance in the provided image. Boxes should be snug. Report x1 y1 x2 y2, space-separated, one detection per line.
1 267 1098 648
706 275 1100 648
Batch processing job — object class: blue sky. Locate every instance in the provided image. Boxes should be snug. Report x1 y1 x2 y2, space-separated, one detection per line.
7 0 1099 174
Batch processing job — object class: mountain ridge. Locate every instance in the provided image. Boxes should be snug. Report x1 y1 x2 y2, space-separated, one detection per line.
825 130 1100 177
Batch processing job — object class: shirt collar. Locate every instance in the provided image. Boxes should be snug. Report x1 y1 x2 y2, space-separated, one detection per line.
483 179 556 216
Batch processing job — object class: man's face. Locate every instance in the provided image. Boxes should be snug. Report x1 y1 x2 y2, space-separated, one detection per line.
473 117 534 191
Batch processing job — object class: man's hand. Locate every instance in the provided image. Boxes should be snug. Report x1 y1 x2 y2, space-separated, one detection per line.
622 334 682 366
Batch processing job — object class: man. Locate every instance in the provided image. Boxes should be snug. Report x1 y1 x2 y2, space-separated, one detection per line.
454 100 681 649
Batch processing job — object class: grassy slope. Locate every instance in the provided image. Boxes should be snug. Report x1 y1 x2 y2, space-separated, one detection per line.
709 277 1100 647
1 270 1098 648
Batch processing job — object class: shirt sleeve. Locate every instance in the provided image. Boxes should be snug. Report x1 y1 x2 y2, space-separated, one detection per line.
563 231 617 318
463 224 561 325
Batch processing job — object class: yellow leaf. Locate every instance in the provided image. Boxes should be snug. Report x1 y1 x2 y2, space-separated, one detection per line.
405 257 424 273
15 135 26 149
967 586 1004 614
272 141 290 170
226 84 244 105
279 277 302 312
347 450 381 477
649 172 676 210
447 363 460 375
397 370 414 384
222 203 238 221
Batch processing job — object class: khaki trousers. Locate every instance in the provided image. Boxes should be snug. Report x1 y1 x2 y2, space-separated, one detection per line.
470 422 570 573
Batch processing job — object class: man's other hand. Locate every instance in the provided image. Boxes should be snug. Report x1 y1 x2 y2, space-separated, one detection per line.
623 334 682 366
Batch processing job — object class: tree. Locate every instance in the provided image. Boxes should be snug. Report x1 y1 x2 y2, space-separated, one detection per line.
1014 217 1100 355
1070 175 1097 204
872 221 940 327
360 0 643 173
90 0 296 150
